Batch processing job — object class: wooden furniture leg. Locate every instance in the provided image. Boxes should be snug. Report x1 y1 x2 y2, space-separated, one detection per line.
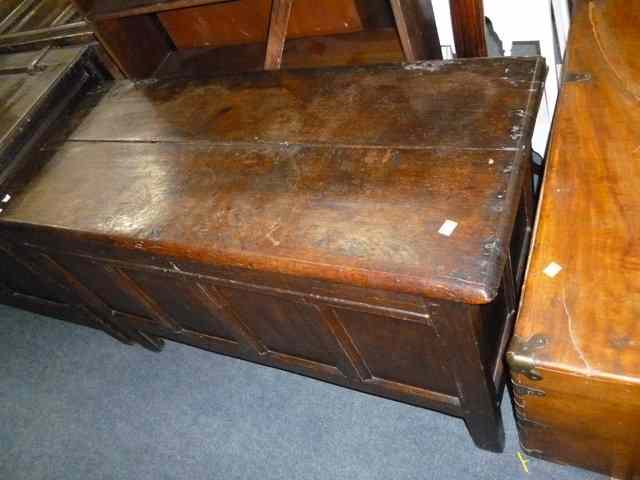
40 254 166 351
443 303 505 452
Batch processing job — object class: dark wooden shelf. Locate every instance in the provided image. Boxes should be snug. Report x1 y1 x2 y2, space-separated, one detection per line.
84 0 233 21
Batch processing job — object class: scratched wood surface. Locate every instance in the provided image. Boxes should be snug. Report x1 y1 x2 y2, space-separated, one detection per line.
2 58 544 304
507 0 640 477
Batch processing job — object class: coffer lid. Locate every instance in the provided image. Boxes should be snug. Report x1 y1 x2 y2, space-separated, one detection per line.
0 57 546 304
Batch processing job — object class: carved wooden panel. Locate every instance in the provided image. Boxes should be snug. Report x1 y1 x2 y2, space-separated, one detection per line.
0 246 123 336
28 247 462 406
158 0 364 50
330 307 458 396
0 245 69 304
218 287 342 369
125 269 237 341
52 254 152 320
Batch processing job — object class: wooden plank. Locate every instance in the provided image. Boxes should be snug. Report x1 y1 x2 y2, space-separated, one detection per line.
389 0 442 61
264 0 293 70
59 58 543 150
449 0 487 57
4 142 525 304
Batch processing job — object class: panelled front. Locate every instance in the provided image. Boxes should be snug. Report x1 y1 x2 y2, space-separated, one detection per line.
0 243 102 329
125 270 239 342
34 245 461 406
0 244 69 305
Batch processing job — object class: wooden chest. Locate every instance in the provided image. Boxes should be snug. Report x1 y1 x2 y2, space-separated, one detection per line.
507 0 640 477
0 47 545 452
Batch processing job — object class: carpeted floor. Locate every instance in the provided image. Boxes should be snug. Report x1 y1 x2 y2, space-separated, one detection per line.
0 304 606 480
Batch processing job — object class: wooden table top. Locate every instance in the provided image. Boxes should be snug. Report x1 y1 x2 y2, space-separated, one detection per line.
513 0 640 382
1 58 544 303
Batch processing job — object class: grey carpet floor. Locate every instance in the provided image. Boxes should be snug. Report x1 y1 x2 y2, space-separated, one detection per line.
0 304 606 480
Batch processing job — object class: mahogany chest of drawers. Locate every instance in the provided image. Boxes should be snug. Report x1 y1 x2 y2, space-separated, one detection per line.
0 45 545 452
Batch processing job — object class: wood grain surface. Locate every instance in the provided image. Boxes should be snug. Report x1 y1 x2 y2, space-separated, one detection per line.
1 58 544 304
508 0 640 477
154 30 404 78
263 0 293 70
158 0 364 50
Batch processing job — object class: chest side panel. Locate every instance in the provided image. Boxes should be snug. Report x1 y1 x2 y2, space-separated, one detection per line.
36 244 462 407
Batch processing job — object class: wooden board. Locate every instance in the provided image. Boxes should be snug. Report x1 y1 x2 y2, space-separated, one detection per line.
154 30 405 78
158 0 364 50
60 58 543 150
507 0 640 477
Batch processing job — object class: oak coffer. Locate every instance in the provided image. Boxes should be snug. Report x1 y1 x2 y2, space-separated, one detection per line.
0 45 545 452
507 0 640 477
